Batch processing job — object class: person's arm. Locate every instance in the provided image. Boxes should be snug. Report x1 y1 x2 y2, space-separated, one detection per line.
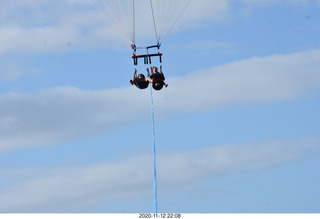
159 66 165 80
146 67 150 76
132 68 137 80
161 72 165 80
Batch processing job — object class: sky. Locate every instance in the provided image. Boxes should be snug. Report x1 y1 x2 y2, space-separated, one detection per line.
0 0 320 213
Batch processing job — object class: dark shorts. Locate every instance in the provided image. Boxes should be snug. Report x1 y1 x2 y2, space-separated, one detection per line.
150 73 164 81
136 81 149 89
152 82 163 90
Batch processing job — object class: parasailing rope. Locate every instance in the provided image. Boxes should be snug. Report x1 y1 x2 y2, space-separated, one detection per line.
150 83 158 214
147 48 158 214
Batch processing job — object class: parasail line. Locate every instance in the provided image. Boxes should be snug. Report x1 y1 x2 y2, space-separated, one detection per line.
149 0 160 44
160 0 191 43
114 0 131 47
133 0 136 44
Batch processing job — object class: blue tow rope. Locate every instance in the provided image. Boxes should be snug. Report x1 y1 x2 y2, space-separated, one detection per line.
150 85 158 213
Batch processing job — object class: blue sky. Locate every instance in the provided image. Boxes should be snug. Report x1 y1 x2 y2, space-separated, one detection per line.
0 0 320 213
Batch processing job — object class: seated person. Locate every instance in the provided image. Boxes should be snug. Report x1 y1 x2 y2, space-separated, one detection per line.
147 66 168 91
130 68 150 89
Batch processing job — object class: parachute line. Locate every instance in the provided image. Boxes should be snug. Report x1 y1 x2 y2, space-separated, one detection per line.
88 0 118 32
87 0 134 46
133 0 136 44
161 0 191 43
117 0 134 44
149 0 160 44
148 0 191 44
114 0 131 47
89 0 189 47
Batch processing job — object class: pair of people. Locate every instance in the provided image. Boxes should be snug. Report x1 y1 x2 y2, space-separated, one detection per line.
130 66 168 90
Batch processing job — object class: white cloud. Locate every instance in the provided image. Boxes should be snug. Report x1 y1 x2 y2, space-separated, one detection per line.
1 49 320 152
181 0 230 25
0 0 318 54
155 49 320 114
0 86 149 153
0 0 232 54
0 0 123 54
238 0 315 17
170 40 236 56
0 60 41 81
0 135 319 212
0 24 122 54
242 0 312 6
0 61 24 81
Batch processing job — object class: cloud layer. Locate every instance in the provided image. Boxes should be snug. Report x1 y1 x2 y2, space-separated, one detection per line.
3 0 314 55
0 135 319 212
0 0 230 54
157 49 320 113
1 49 320 153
